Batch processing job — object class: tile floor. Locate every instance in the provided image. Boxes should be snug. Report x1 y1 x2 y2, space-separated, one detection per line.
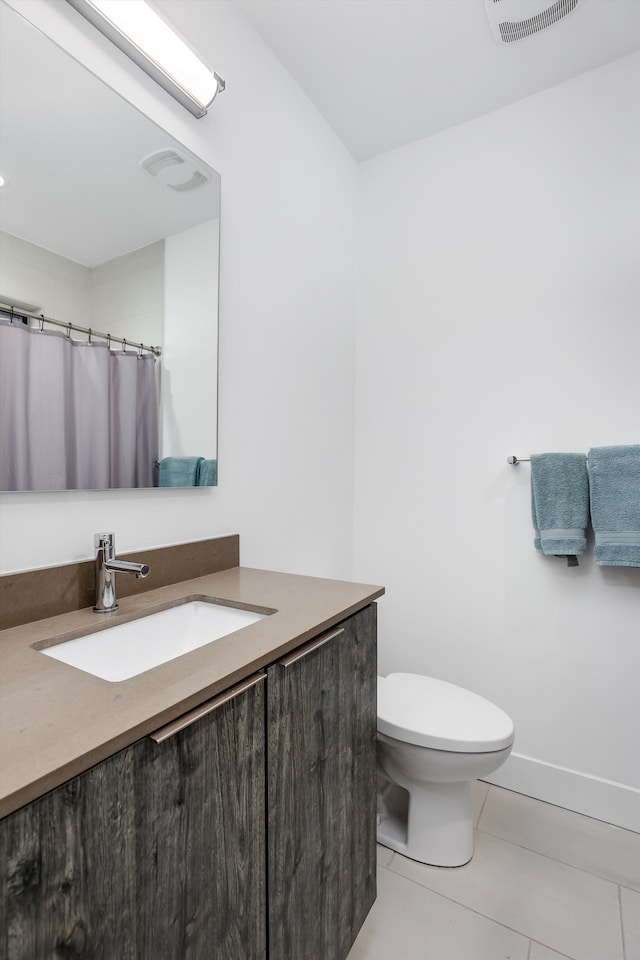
348 782 640 960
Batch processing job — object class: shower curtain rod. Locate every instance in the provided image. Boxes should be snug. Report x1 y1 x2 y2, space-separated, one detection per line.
0 301 162 357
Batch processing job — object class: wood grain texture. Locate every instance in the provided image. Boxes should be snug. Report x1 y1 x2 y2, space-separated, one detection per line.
267 605 377 960
0 604 378 960
0 748 137 960
135 678 266 960
0 678 266 960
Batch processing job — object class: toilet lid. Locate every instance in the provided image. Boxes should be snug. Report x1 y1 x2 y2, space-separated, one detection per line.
377 673 514 753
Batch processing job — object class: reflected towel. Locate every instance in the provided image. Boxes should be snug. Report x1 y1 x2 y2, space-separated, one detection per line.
159 456 203 487
588 445 640 566
530 453 589 560
197 459 217 486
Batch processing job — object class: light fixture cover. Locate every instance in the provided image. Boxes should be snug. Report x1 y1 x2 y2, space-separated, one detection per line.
65 0 224 117
485 0 582 44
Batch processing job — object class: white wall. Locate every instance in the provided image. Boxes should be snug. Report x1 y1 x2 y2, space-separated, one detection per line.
354 54 640 830
90 241 164 349
0 0 358 579
2 0 637 830
162 220 218 459
0 231 163 343
0 230 91 323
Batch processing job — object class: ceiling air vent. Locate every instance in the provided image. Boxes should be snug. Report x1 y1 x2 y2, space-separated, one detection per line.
485 0 582 44
140 148 211 192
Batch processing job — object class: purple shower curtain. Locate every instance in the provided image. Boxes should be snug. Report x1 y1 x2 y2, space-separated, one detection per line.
0 320 158 490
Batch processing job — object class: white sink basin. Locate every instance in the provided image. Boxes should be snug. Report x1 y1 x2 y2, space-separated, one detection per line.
39 599 269 682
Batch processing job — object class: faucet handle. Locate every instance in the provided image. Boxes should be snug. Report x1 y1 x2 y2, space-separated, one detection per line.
94 532 115 550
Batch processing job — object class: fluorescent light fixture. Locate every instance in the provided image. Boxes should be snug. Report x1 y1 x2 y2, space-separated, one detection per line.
65 0 224 118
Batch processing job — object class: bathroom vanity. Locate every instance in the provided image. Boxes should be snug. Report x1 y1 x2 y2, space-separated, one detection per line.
0 537 383 960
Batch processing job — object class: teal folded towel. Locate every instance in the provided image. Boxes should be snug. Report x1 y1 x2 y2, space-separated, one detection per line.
159 456 203 487
589 445 640 567
530 453 589 562
197 459 217 486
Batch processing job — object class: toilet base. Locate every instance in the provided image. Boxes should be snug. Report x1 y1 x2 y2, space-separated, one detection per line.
377 777 474 867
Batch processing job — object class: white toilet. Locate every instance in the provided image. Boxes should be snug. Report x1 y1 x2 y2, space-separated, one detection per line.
377 673 514 867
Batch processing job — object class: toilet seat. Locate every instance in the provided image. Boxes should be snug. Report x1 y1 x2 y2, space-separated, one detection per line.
378 673 514 753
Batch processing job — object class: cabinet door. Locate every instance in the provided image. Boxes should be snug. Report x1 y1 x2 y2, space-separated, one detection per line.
0 744 138 960
267 605 377 960
0 673 266 960
138 673 267 960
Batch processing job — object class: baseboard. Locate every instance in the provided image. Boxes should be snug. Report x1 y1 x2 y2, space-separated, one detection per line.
482 752 640 834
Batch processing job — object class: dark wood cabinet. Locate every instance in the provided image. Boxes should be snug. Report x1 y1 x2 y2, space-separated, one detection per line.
137 674 267 960
0 674 266 960
267 605 377 960
0 743 139 960
0 604 377 960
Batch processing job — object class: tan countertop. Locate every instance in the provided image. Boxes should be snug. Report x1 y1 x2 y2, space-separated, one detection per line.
0 566 383 820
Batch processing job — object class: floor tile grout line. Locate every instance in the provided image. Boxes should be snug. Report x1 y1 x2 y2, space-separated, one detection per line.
619 885 627 960
474 823 637 891
619 879 640 894
373 862 601 960
528 937 579 960
485 786 640 838
480 787 640 842
383 860 570 956
476 782 491 825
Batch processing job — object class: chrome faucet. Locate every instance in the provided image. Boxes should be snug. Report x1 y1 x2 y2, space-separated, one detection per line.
94 532 150 613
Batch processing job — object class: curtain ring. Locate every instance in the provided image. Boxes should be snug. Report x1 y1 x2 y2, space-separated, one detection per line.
87 328 92 343
39 315 45 332
122 338 127 354
138 343 144 359
66 323 72 339
106 334 111 350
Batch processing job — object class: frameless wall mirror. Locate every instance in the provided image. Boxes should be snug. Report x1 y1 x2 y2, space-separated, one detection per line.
0 4 220 491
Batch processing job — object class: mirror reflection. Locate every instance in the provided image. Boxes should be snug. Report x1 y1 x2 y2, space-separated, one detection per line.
0 5 220 490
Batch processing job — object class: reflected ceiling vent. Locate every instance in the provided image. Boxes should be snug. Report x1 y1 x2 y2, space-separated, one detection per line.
485 0 582 44
140 148 211 191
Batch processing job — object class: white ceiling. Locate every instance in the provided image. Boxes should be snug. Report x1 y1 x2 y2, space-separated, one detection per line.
234 0 640 161
0 4 220 268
